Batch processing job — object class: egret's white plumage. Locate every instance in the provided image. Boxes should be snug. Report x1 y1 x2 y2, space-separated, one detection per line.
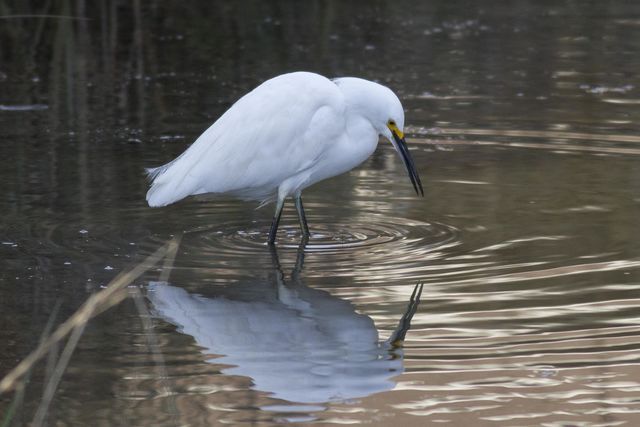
147 249 422 403
149 281 396 403
146 71 422 243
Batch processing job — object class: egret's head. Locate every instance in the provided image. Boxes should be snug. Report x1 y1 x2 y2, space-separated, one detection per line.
365 82 423 197
334 77 424 196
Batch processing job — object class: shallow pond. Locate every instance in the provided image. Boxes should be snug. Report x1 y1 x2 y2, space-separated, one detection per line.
1 1 640 425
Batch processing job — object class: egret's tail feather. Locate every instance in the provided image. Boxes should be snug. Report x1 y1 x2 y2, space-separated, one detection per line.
146 185 170 207
145 166 166 181
145 160 190 207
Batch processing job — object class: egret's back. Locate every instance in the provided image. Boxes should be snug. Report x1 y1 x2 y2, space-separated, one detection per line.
146 72 345 207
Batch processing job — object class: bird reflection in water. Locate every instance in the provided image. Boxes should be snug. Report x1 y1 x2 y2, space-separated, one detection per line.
148 242 422 404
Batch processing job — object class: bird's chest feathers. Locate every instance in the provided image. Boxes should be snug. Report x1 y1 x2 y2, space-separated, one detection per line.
340 117 378 166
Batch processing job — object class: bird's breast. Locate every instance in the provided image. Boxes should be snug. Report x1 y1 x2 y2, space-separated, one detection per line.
338 117 379 169
304 120 378 188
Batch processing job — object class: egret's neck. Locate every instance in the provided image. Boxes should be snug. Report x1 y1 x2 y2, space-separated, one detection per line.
333 77 400 135
341 114 379 169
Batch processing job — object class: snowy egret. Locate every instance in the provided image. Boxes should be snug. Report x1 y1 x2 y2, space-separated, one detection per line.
146 71 423 243
149 242 423 403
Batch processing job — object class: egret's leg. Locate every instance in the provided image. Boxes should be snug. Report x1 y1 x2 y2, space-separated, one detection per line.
292 237 308 283
268 242 285 282
267 198 285 245
294 195 310 237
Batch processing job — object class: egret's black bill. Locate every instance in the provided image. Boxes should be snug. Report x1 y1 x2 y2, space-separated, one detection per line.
392 132 424 196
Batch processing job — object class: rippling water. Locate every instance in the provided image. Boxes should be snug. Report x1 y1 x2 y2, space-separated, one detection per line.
2 1 640 426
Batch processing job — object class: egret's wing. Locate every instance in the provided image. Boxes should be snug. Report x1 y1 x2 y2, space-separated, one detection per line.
146 72 345 206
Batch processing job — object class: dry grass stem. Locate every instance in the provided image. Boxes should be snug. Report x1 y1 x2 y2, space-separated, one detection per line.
1 301 62 427
32 318 90 427
131 288 181 423
0 236 179 395
159 234 182 283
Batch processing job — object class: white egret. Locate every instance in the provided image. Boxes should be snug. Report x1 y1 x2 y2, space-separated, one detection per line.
150 283 423 404
146 71 423 243
148 243 423 403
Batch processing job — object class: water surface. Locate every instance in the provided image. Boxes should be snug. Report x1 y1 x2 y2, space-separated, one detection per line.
1 1 640 425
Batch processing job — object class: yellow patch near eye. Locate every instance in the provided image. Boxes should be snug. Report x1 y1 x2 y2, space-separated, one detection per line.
388 123 404 139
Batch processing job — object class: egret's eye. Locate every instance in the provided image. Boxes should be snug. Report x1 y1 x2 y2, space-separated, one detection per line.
389 120 396 127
